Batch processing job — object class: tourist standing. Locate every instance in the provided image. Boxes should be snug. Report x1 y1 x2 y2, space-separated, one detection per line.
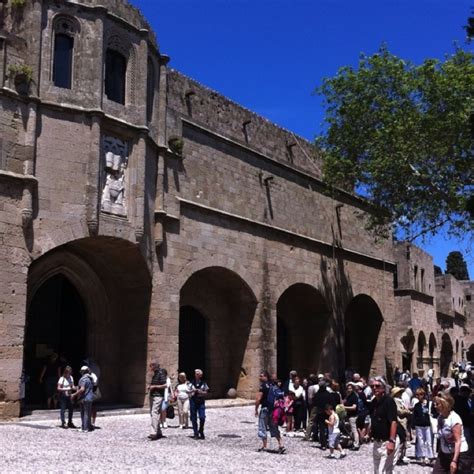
314 380 332 449
190 369 209 440
412 388 434 465
39 353 61 409
175 372 193 428
147 362 167 440
432 393 471 473
57 365 76 428
304 374 319 441
370 377 399 473
325 403 346 459
292 376 306 430
255 371 285 453
71 366 94 433
344 382 360 450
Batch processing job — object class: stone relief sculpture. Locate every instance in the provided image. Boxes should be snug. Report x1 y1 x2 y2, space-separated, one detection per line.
101 136 128 216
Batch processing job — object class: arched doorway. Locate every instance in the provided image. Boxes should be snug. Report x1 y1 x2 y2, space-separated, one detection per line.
417 332 427 371
24 237 151 412
276 284 330 379
440 333 453 377
345 295 383 377
24 275 87 406
179 267 257 397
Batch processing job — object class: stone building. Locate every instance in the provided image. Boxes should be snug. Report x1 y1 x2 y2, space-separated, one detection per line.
0 0 471 418
393 243 469 378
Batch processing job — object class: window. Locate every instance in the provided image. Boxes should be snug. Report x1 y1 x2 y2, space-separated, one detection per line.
105 49 126 104
420 268 425 293
414 265 419 290
53 33 74 88
51 16 79 89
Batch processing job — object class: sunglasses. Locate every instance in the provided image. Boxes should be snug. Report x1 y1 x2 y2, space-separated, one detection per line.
373 384 383 388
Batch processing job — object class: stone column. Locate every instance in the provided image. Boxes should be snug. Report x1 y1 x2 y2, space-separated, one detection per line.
134 133 147 241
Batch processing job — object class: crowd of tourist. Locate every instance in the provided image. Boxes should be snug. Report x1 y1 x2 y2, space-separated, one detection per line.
34 355 474 473
254 365 474 472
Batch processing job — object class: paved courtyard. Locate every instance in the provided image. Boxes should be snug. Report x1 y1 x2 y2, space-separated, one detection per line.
0 406 433 473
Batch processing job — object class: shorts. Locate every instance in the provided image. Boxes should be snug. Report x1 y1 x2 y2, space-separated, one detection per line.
161 400 169 410
328 433 341 448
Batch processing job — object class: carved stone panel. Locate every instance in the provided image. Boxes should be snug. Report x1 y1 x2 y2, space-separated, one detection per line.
101 136 128 217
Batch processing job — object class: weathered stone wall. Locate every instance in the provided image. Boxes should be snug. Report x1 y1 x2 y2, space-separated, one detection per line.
0 174 31 418
167 70 323 179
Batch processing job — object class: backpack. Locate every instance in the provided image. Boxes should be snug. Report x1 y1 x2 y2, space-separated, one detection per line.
267 384 283 407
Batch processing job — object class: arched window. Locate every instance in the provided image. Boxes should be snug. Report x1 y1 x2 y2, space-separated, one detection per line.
53 34 74 88
52 16 79 89
105 49 126 104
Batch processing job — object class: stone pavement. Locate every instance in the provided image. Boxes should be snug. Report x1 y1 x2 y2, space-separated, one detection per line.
0 406 433 473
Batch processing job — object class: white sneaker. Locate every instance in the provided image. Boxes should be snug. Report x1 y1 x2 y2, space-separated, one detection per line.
163 422 168 428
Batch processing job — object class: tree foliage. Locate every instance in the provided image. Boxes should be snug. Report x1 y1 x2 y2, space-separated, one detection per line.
446 250 470 280
316 46 474 240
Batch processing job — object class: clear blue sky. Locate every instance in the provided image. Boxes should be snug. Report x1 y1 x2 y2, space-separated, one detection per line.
132 0 473 277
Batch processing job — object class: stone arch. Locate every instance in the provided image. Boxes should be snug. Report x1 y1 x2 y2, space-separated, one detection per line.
276 283 330 379
417 331 427 370
52 13 81 36
440 333 453 377
175 257 259 299
345 294 384 377
179 266 258 398
24 236 151 410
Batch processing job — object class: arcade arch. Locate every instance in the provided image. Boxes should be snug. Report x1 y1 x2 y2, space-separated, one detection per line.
276 284 330 379
440 333 454 377
345 295 383 377
179 266 257 398
418 331 427 370
24 237 151 410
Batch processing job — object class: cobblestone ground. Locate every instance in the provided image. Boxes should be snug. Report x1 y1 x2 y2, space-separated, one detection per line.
0 406 433 473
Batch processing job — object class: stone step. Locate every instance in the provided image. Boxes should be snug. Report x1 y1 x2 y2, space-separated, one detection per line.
7 398 254 423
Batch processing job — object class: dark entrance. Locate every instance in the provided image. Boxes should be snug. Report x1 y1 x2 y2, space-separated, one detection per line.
179 306 207 379
276 284 330 379
277 317 290 381
24 274 87 407
345 295 383 377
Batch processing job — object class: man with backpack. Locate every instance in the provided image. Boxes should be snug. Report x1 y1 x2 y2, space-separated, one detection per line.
255 370 286 454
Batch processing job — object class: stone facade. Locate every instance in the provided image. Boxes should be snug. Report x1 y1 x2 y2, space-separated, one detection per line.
393 243 470 378
0 0 472 418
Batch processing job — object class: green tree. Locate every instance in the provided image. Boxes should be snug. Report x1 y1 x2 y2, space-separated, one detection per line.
434 265 443 276
446 251 470 280
316 46 474 240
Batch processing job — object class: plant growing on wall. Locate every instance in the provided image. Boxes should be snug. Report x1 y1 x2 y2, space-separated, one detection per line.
11 0 26 7
8 63 33 83
168 137 184 156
